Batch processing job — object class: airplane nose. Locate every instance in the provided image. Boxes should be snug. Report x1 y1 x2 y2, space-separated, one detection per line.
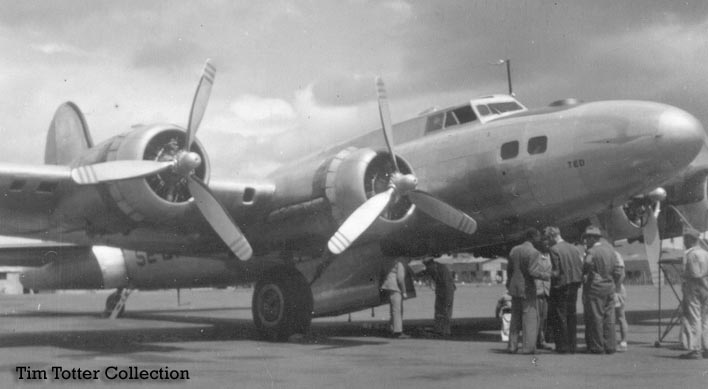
656 107 704 169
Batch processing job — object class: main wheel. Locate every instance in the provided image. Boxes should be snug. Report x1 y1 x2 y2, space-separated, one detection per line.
104 290 125 318
252 269 313 341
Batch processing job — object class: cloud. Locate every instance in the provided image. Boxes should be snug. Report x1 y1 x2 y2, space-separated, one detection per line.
229 95 296 125
31 43 87 56
199 84 374 178
3 0 708 179
381 0 413 22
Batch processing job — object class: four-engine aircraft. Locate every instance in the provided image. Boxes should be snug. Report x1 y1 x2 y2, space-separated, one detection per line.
1 60 707 340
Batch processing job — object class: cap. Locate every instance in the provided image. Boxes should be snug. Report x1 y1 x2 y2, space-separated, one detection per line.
683 228 700 239
582 226 602 237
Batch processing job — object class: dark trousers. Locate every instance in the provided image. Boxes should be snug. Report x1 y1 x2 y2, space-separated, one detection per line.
551 283 580 353
584 291 616 353
509 295 538 354
434 290 454 336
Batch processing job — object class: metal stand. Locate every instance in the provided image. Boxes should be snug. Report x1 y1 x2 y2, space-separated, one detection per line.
655 258 683 347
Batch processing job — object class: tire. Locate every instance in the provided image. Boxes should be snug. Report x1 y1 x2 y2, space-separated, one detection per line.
252 269 313 341
104 290 125 318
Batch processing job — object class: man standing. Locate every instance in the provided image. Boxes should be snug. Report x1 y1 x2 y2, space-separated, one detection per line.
536 250 553 350
381 259 408 338
421 258 456 337
582 226 623 354
507 228 551 354
614 251 629 352
544 226 584 354
679 228 708 359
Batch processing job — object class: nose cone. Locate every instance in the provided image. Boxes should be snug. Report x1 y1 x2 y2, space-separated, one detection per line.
656 107 704 169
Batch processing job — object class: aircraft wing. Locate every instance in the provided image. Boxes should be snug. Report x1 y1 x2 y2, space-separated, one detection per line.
0 239 88 268
0 162 72 225
0 157 278 255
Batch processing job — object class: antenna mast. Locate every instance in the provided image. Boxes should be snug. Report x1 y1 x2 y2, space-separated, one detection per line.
505 59 513 96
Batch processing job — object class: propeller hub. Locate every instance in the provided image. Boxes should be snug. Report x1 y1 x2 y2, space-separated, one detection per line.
391 172 418 193
173 151 202 176
648 187 667 203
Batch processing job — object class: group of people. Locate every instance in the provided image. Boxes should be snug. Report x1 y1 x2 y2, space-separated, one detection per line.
505 225 626 355
379 224 708 360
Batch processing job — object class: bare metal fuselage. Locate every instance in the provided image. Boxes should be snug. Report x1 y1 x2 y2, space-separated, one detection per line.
2 97 705 317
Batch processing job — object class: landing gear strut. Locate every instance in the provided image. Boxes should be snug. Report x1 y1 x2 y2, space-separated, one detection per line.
252 268 313 341
104 288 132 319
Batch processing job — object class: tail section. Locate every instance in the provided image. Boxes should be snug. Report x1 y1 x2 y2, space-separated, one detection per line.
45 102 93 165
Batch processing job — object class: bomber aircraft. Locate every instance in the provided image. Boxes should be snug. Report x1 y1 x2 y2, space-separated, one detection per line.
1 60 707 340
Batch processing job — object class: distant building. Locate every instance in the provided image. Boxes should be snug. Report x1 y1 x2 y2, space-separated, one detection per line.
411 253 507 285
0 267 25 294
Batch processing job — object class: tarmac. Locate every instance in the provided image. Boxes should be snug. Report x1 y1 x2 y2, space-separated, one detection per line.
1 284 706 388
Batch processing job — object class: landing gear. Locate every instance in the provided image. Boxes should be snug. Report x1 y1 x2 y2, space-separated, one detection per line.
252 269 313 341
104 288 131 319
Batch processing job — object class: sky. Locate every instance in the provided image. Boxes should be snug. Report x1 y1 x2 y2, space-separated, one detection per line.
1 0 708 178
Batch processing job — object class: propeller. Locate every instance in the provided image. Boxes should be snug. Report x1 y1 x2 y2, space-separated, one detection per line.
327 77 477 255
71 60 253 261
643 187 666 287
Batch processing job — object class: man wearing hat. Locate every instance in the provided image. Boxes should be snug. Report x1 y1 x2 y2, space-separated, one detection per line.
679 228 708 359
582 225 623 354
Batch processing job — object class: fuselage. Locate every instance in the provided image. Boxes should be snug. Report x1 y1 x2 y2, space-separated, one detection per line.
306 96 704 249
0 95 703 258
3 93 705 320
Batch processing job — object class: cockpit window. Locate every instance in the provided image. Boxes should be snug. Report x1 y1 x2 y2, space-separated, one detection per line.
426 113 444 132
452 105 477 124
444 112 459 127
488 102 522 114
476 105 491 116
425 104 480 135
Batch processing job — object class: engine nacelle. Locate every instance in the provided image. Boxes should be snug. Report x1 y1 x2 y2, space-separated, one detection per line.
21 246 128 290
264 147 416 251
600 171 708 241
325 148 416 228
55 125 209 231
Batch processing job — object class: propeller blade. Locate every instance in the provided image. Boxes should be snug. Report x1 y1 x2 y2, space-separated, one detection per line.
375 77 399 172
186 59 216 149
187 176 253 261
328 188 395 255
71 160 173 185
643 202 661 287
408 190 477 234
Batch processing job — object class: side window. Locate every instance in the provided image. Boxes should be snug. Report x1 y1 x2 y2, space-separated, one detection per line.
444 111 459 128
476 105 490 116
501 141 519 160
528 136 547 155
426 113 444 133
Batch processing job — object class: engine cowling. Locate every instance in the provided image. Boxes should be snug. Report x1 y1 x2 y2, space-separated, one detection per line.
600 171 708 241
264 147 416 250
21 246 128 290
58 124 210 229
324 147 416 228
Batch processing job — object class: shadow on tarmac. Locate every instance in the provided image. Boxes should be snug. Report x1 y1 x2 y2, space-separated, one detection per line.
0 306 681 356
